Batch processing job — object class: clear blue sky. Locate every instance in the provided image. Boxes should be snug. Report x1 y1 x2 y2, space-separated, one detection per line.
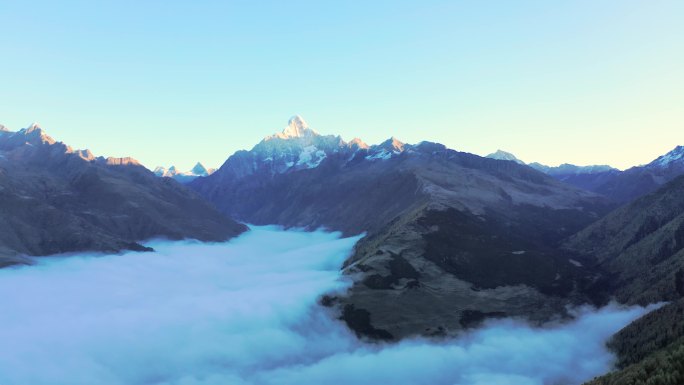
1 0 682 170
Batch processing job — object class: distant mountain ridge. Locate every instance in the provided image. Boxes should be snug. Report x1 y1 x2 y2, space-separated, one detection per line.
485 149 525 164
648 145 684 168
485 149 618 175
154 162 216 184
0 122 246 267
486 147 684 203
528 162 617 176
0 123 145 167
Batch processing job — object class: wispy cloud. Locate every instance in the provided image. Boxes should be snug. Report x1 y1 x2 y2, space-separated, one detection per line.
0 226 655 385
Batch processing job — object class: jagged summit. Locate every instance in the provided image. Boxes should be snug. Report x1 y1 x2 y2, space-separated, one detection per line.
0 122 146 167
22 122 53 142
377 136 405 152
0 124 10 132
24 122 42 133
22 122 54 142
288 115 308 130
74 149 95 161
648 145 684 168
0 122 57 147
486 150 525 164
363 137 406 161
269 115 319 140
153 162 216 183
348 137 369 150
105 157 141 166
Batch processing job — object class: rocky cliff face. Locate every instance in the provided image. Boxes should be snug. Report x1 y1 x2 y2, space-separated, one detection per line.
192 117 613 339
0 123 247 267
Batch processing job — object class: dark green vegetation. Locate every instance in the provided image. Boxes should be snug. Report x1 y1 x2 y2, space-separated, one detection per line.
567 176 684 384
340 304 394 341
607 300 684 370
587 339 684 385
0 126 246 267
420 208 597 297
361 253 420 290
588 346 684 385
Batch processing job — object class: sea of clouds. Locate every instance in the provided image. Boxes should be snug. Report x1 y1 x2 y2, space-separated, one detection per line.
0 226 657 385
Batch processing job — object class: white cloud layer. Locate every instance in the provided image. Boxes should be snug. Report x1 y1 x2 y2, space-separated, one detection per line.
0 226 656 385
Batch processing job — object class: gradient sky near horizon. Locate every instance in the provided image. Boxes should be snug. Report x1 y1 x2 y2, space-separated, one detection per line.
1 1 683 170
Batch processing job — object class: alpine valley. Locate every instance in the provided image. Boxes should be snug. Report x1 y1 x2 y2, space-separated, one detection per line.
191 116 614 339
190 116 684 384
3 117 684 384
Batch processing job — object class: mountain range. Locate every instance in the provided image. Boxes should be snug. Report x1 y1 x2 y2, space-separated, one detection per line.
487 147 684 203
0 123 246 267
4 116 684 382
191 116 615 338
154 162 216 183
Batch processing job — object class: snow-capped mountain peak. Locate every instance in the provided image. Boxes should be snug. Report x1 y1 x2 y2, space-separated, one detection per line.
25 122 42 133
486 150 525 165
378 137 405 152
348 137 369 150
0 124 10 132
364 137 407 161
13 122 57 145
288 115 308 130
153 162 216 183
648 145 684 168
272 115 318 139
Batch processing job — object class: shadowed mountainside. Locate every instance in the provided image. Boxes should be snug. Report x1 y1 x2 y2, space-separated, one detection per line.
0 124 246 267
564 175 684 384
564 175 684 305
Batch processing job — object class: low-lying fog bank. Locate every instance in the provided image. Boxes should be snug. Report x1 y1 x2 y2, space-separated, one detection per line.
0 226 656 385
